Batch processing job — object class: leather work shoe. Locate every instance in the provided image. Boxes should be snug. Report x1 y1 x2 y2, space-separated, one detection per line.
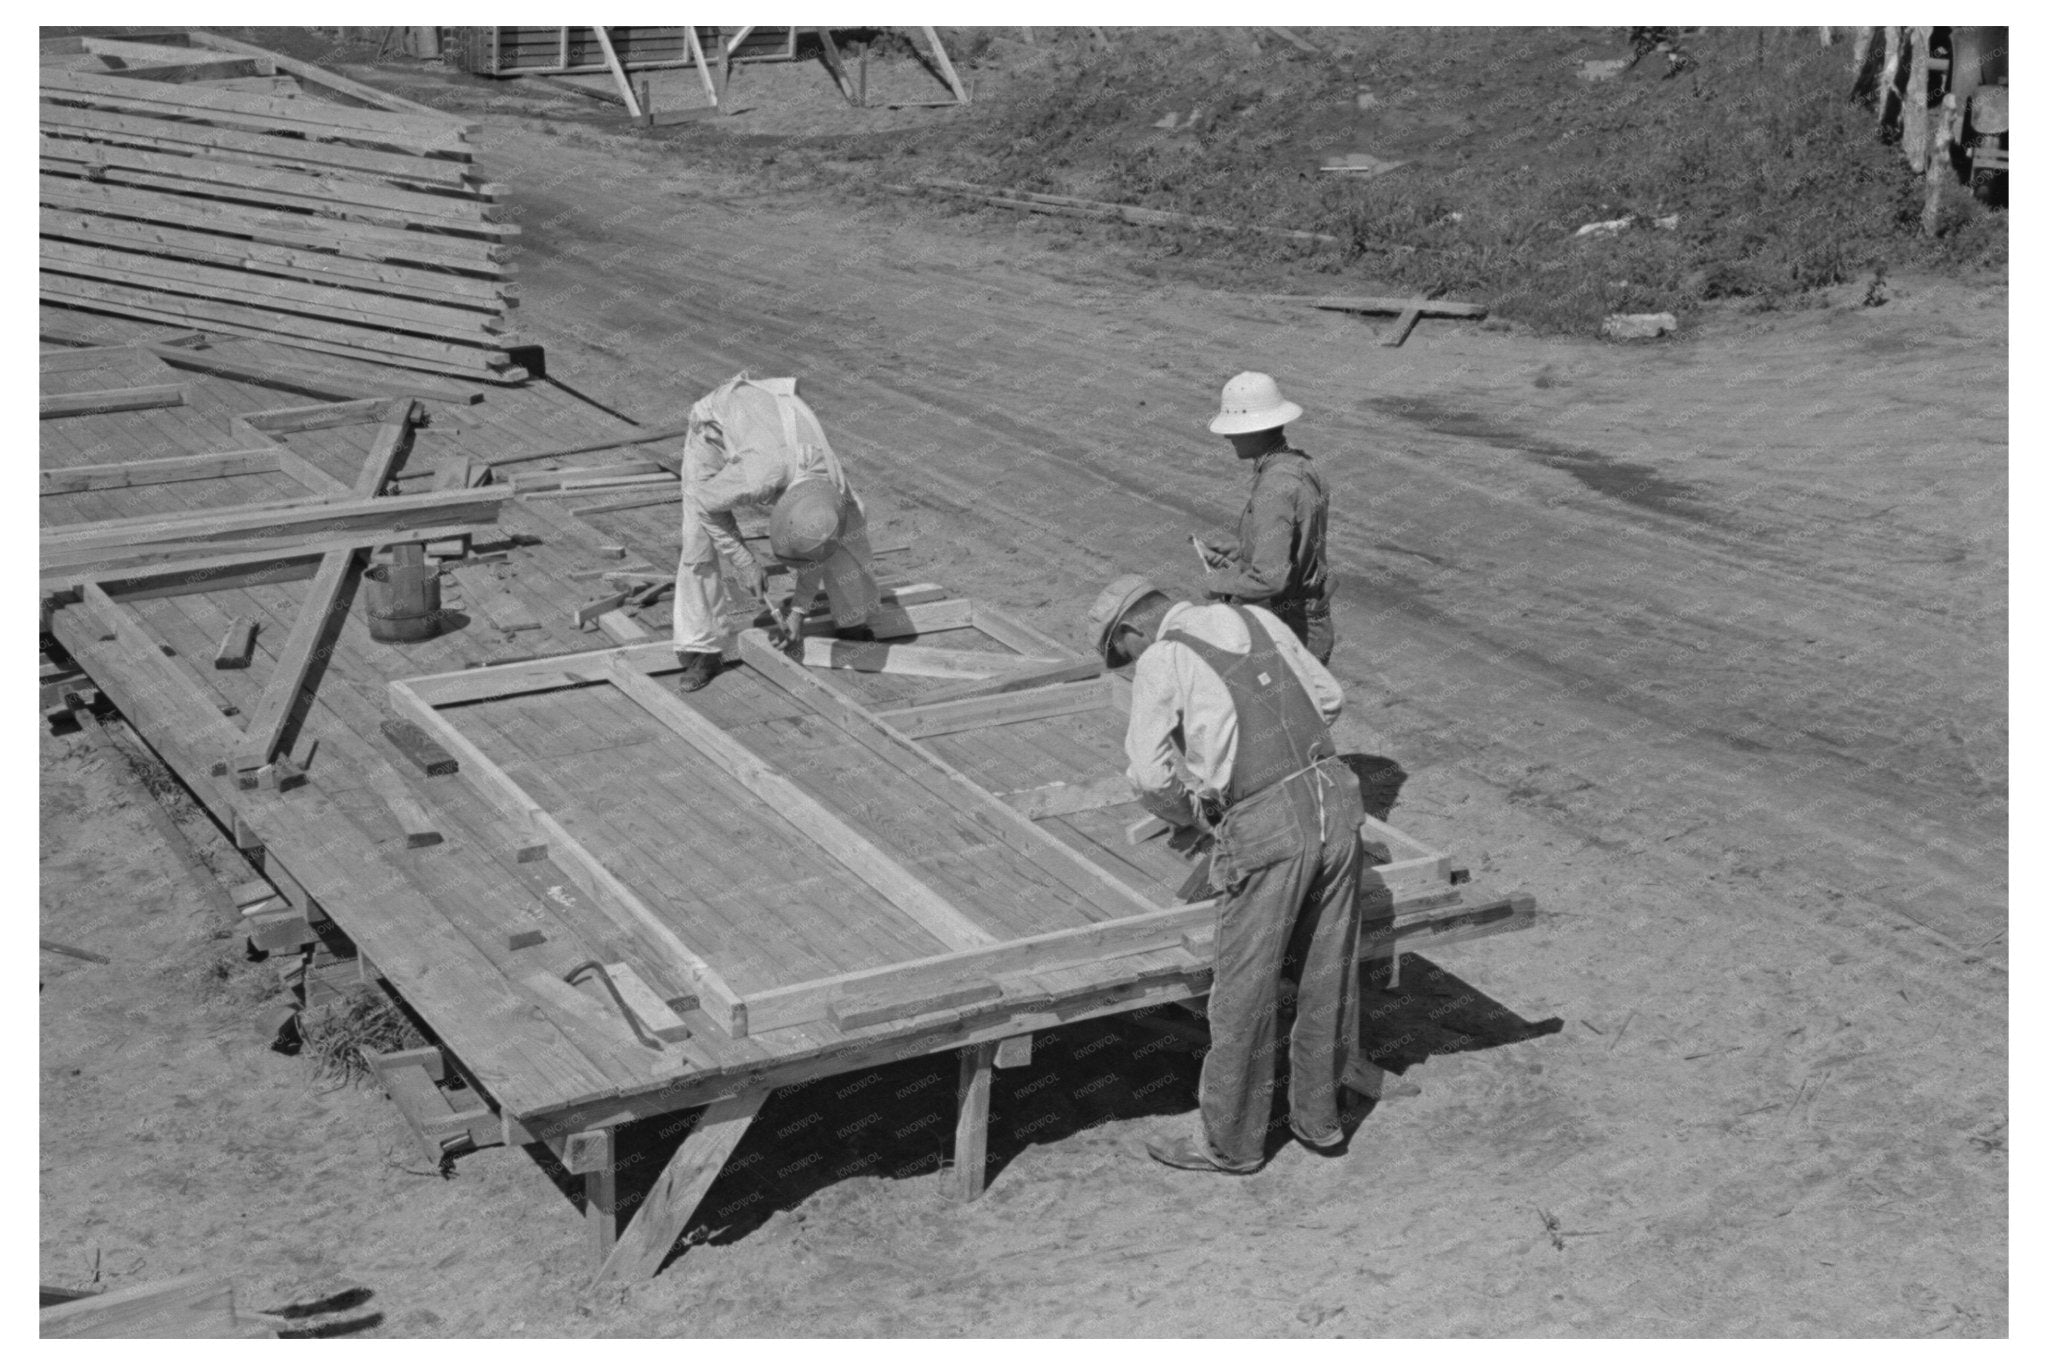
674 651 721 692
1291 1120 1347 1154
1144 1133 1259 1175
833 624 877 643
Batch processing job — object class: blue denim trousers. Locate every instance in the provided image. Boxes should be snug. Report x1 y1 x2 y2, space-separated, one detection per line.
1198 762 1365 1169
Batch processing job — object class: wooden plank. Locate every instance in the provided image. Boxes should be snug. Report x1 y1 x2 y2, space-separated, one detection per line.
41 66 472 152
916 655 1105 705
185 29 461 117
212 616 257 670
397 641 677 706
951 1042 995 1201
596 1088 768 1284
993 1033 1032 1068
1381 303 1423 348
880 676 1114 739
388 679 748 1035
451 566 544 632
38 1274 239 1338
38 104 482 187
603 962 692 1041
740 900 1212 1035
75 584 241 768
1004 772 1139 820
231 404 418 773
42 485 510 569
1258 295 1491 319
39 275 523 379
39 176 508 273
39 446 276 494
243 398 391 434
39 383 184 418
145 343 488 405
605 659 1002 952
798 638 1056 679
360 765 443 849
378 718 458 776
44 520 490 595
967 600 1077 658
598 610 652 644
828 980 1002 1033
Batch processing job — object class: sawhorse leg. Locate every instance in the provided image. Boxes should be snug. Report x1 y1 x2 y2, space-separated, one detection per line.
594 1087 769 1284
950 1042 996 1202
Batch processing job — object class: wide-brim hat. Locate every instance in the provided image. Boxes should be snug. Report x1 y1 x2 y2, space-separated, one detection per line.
769 478 845 561
1084 573 1166 659
1209 370 1303 435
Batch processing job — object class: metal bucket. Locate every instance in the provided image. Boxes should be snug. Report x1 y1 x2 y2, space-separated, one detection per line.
365 545 441 643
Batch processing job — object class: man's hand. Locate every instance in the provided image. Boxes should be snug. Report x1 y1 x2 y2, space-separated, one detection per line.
735 558 768 604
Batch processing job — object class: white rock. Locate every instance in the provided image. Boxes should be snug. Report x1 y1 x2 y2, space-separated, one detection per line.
1653 213 1680 230
1601 312 1679 340
1575 216 1635 238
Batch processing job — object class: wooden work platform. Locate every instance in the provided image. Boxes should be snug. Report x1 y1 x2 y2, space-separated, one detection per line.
40 326 1536 1284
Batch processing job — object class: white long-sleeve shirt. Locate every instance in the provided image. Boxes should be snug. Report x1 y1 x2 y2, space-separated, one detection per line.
678 374 854 573
1124 601 1344 807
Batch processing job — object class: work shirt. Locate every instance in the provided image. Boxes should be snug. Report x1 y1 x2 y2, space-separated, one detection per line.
678 373 855 574
1125 601 1343 816
1204 444 1332 607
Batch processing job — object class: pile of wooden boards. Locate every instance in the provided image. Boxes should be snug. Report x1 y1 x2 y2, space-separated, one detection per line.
453 26 795 76
38 31 527 383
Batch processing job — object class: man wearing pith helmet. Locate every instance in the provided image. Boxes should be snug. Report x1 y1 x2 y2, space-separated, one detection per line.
671 372 881 691
1195 372 1336 664
1086 572 1366 1174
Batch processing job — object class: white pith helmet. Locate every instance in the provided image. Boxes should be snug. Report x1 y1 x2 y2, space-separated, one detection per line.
1208 371 1303 435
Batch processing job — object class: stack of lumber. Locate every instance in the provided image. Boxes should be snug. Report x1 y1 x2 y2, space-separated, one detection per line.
38 31 527 384
455 26 794 76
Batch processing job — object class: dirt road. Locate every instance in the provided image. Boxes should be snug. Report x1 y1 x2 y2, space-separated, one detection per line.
41 73 2006 1337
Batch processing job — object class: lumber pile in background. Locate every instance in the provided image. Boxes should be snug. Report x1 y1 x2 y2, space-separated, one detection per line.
38 31 528 384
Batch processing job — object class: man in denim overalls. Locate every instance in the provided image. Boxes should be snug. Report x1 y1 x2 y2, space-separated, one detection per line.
1088 574 1366 1173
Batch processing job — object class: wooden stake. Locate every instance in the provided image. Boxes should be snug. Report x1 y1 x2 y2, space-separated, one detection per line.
951 1042 996 1201
1903 26 1931 171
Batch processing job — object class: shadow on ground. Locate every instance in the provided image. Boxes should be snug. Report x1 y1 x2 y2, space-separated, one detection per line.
523 947 1558 1274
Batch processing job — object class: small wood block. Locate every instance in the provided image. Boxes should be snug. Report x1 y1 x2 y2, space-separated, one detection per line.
212 617 257 670
425 537 469 558
380 718 458 776
575 590 634 629
561 1129 610 1175
993 1034 1033 1068
598 544 628 559
602 962 692 1041
367 773 442 849
513 842 550 863
1127 814 1172 845
828 980 1004 1032
230 878 275 910
508 928 547 951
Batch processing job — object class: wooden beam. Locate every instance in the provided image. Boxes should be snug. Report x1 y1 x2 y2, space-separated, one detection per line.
38 1273 240 1338
914 655 1105 705
40 447 277 495
185 29 459 117
1003 771 1139 820
802 596 975 640
231 403 417 773
596 1088 768 1283
798 638 1057 679
39 383 185 419
605 659 1001 951
591 26 645 118
881 676 1114 739
242 398 390 434
951 1043 996 1200
919 25 970 103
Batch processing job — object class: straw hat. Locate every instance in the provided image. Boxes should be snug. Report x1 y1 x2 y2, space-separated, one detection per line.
768 478 845 561
1084 573 1167 660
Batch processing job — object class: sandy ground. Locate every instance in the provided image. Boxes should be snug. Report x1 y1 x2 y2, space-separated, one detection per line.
39 54 2006 1337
